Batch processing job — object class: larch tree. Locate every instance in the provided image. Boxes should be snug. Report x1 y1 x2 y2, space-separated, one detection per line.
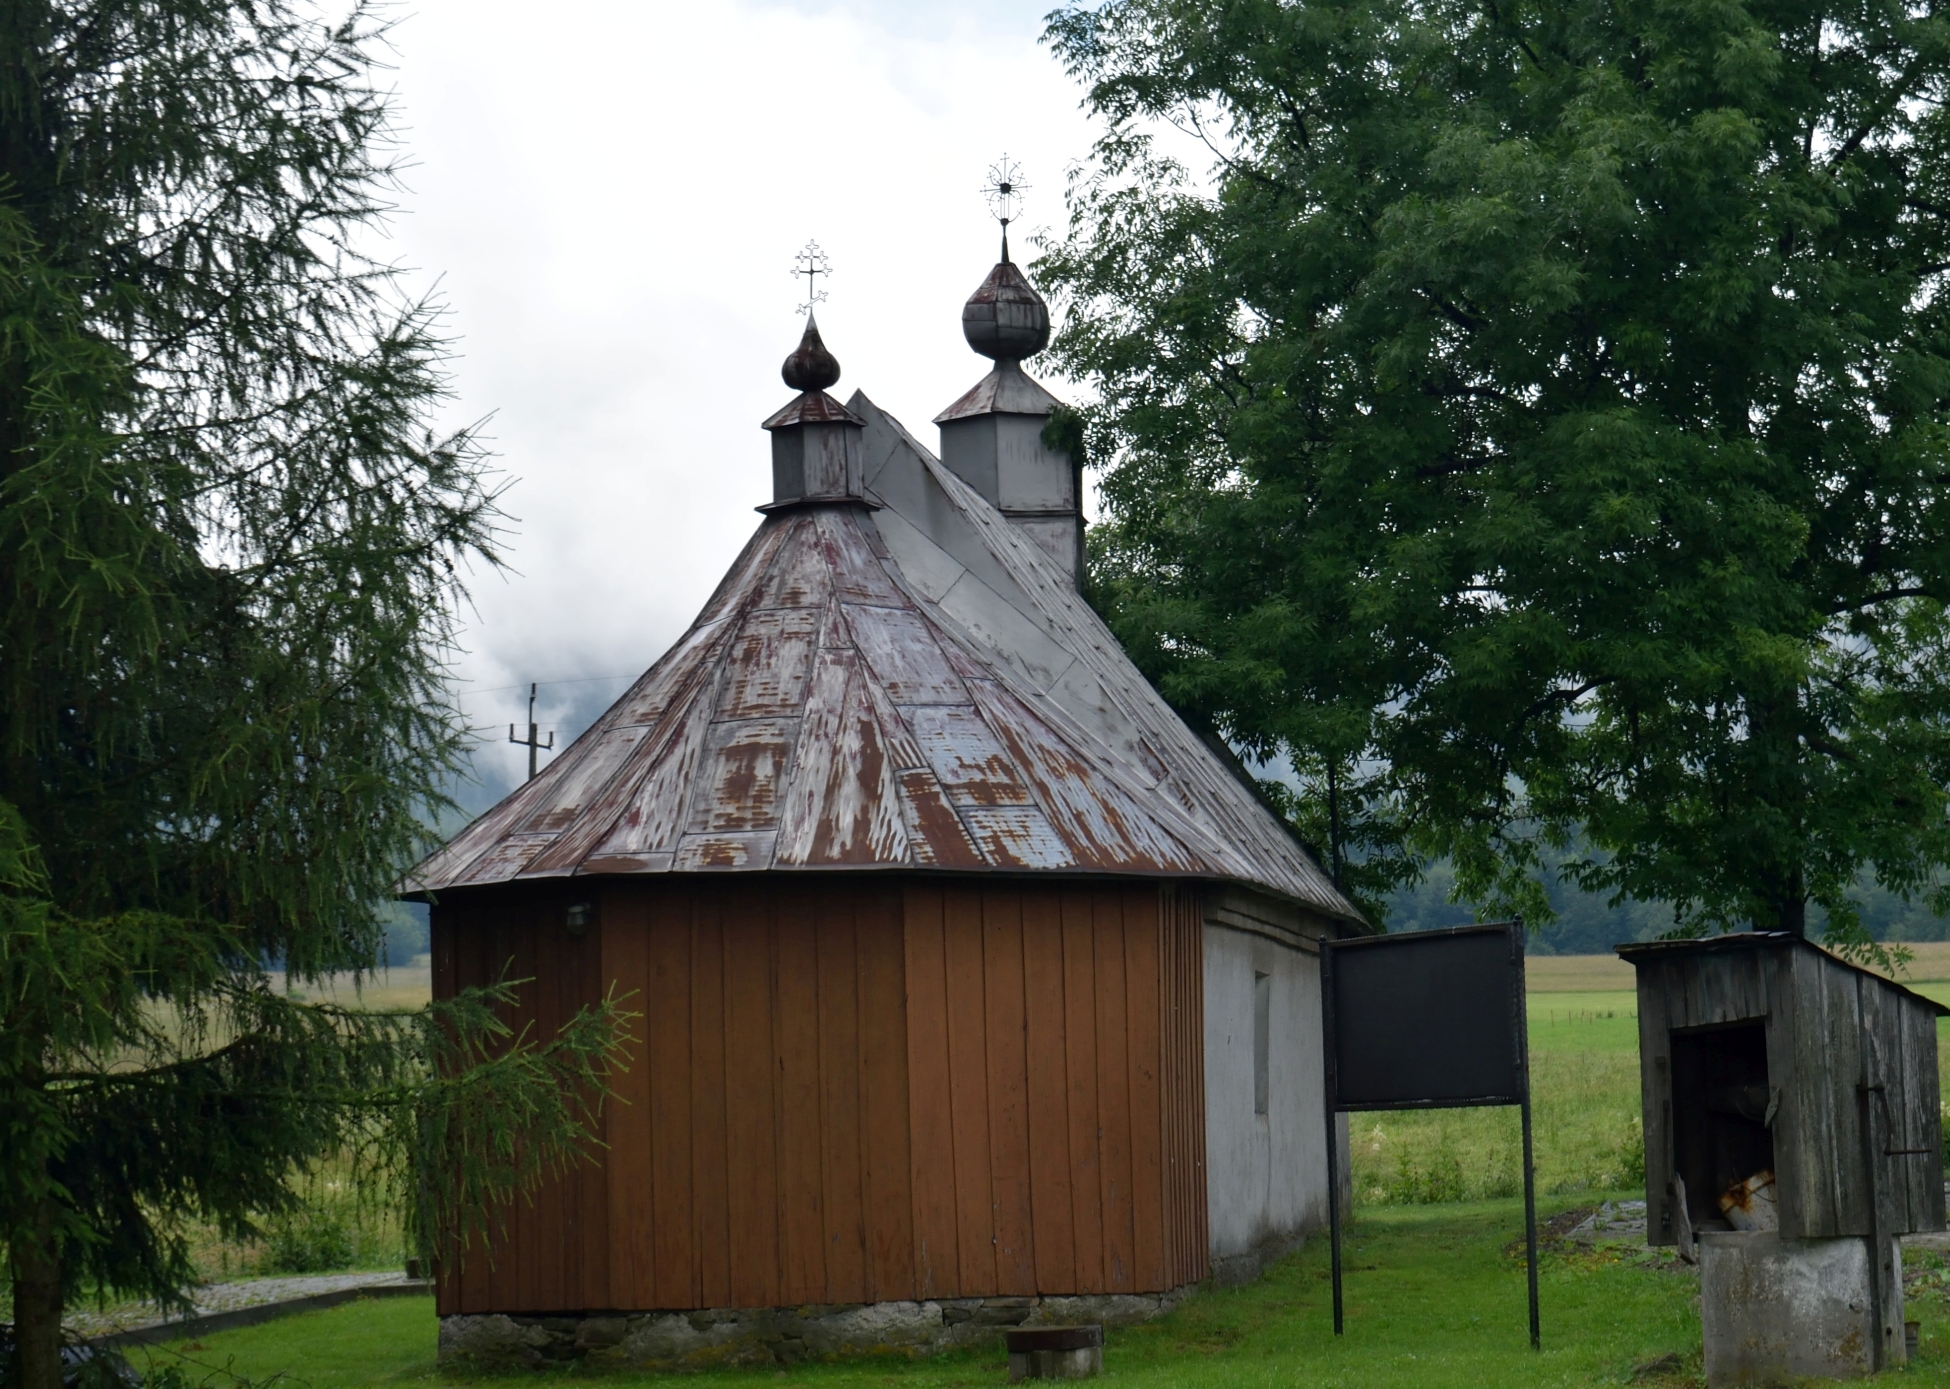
1040 0 1950 945
0 5 626 1387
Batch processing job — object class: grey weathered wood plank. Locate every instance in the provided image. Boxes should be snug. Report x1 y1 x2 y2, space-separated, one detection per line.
1764 943 1804 1238
1636 959 1675 1245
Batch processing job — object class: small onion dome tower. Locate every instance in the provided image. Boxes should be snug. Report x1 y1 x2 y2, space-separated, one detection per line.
934 217 1082 583
763 313 867 508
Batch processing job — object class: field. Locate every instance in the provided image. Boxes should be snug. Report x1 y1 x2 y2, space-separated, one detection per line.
1350 946 1950 1207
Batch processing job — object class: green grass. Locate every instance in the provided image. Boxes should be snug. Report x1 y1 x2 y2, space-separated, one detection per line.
121 1211 1950 1386
1528 991 1640 1052
126 1200 1746 1388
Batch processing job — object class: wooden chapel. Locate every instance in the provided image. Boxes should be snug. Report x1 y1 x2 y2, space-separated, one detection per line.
405 240 1367 1366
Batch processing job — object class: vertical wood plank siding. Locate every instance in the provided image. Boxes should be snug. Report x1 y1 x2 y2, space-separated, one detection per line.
433 878 1209 1314
1159 886 1208 1290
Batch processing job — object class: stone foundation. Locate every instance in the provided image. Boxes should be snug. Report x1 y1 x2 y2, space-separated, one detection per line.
439 1291 1189 1372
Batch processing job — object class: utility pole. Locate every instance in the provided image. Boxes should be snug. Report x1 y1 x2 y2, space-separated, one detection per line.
509 682 555 781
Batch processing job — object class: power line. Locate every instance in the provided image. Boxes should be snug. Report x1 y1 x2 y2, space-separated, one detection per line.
461 673 638 699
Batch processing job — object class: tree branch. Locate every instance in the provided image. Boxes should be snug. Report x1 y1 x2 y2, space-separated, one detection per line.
1520 679 1606 727
1829 585 1933 615
1830 57 1930 167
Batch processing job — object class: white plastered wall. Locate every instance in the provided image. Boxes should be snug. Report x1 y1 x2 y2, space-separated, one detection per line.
1203 894 1343 1282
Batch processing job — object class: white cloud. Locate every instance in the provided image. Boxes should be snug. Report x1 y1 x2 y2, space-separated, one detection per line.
380 0 1099 808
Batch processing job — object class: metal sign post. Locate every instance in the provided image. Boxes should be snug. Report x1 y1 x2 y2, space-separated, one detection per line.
1320 920 1539 1348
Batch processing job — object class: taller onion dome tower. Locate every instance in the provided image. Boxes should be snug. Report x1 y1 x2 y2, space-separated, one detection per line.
932 172 1082 584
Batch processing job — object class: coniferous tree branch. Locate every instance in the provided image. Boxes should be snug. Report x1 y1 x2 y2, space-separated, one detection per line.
0 6 628 1386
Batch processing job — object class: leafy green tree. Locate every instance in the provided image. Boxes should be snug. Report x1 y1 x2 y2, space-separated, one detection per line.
0 5 625 1386
1042 0 1950 947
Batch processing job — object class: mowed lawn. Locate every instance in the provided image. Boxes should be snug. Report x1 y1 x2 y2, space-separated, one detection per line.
137 1201 1719 1388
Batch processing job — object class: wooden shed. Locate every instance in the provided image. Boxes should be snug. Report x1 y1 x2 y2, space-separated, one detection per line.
1618 933 1946 1247
407 258 1365 1369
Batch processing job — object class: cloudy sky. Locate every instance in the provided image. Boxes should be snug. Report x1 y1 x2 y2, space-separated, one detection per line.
378 0 1107 812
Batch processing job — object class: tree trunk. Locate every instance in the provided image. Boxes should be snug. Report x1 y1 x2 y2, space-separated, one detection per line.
1327 760 1344 890
10 1200 64 1389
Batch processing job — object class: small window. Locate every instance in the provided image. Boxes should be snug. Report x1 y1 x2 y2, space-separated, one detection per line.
1253 970 1272 1117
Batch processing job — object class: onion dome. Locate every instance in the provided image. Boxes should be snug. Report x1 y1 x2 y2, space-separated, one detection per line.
763 312 864 506
961 260 1051 363
781 312 841 391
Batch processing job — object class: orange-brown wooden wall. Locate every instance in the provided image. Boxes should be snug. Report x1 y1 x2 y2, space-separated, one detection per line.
431 876 1207 1315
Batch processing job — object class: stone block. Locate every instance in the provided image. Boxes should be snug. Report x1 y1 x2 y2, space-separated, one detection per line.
437 1314 550 1371
794 1299 942 1355
611 1310 775 1369
573 1317 628 1349
1031 1293 1182 1327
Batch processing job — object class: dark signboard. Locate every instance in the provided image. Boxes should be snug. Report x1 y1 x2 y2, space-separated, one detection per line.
1324 922 1527 1110
1320 920 1537 1348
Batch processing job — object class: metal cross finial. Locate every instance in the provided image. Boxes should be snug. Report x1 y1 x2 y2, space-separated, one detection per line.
982 155 1029 261
793 240 831 315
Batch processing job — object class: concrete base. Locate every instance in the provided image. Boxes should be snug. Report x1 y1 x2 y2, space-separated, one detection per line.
439 1292 1184 1372
1006 1325 1103 1381
1008 1346 1102 1380
1699 1232 1903 1386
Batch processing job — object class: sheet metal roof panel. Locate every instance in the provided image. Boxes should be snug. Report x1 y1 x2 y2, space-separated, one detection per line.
714 607 823 719
609 618 733 727
961 805 1074 869
754 522 835 611
775 650 909 866
817 506 909 605
513 727 651 836
673 830 776 870
562 674 719 865
967 678 1202 873
842 603 970 706
685 717 798 835
902 704 1036 807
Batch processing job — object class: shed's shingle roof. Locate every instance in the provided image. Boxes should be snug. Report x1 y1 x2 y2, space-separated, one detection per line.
406 392 1362 924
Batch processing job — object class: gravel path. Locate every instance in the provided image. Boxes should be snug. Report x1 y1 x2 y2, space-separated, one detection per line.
64 1271 416 1340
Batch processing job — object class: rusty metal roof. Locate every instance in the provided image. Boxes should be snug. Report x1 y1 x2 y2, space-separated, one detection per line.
933 359 1063 424
762 389 861 430
407 393 1362 923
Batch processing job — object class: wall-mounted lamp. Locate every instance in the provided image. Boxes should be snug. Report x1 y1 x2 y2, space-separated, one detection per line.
565 902 594 938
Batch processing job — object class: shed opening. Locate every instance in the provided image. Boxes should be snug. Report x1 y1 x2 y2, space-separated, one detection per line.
1670 1021 1774 1228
